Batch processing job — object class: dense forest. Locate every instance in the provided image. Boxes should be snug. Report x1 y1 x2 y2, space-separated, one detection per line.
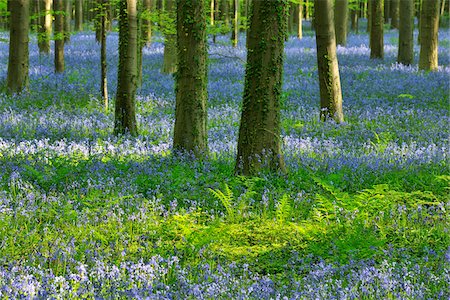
0 0 449 298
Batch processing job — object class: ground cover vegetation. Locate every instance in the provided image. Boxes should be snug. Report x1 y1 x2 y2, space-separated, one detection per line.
0 6 449 300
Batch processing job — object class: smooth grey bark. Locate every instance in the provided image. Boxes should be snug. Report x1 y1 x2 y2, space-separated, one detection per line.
419 0 440 70
370 0 384 59
38 0 52 53
75 0 83 31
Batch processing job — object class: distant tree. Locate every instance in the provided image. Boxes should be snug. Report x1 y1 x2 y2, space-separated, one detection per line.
298 0 303 39
397 0 414 65
75 0 83 31
54 0 65 73
37 0 52 53
390 0 399 28
100 0 109 111
114 0 138 135
231 0 238 47
162 0 177 74
141 0 153 46
384 0 390 23
334 0 349 46
370 0 383 59
315 0 344 123
419 0 440 71
235 0 288 175
7 0 29 93
350 0 359 33
173 0 208 155
64 0 72 42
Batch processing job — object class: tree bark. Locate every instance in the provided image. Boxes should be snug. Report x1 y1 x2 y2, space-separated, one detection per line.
162 0 177 74
7 0 29 93
54 0 65 73
75 0 83 31
370 0 384 59
114 0 138 135
298 1 303 39
419 0 440 71
231 0 239 47
235 0 288 175
384 0 390 23
315 0 344 123
173 0 208 155
350 3 359 33
397 0 414 65
390 0 399 28
142 0 152 46
64 0 72 42
334 0 349 46
38 0 52 53
101 0 108 111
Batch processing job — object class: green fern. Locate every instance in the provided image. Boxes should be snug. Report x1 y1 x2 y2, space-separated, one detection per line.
276 194 291 224
209 184 235 221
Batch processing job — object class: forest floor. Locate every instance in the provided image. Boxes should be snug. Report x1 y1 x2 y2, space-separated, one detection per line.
0 23 449 298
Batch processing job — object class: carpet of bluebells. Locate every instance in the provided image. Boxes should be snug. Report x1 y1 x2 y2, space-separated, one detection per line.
0 20 449 299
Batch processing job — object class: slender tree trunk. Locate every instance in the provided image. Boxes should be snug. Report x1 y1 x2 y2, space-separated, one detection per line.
390 0 399 28
162 0 177 74
231 0 239 47
101 0 108 111
7 0 29 93
54 0 65 73
38 0 52 53
334 0 349 46
398 0 414 65
384 0 390 23
75 0 83 31
298 1 303 39
367 0 372 33
419 0 440 70
370 0 384 59
440 0 446 16
173 0 208 155
114 0 138 135
142 0 152 45
210 0 216 43
351 3 359 33
235 0 288 175
220 0 229 28
315 0 344 123
64 0 72 42
417 0 422 44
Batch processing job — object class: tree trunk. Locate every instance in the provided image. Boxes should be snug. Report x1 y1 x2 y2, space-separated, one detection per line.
298 1 303 39
162 0 177 74
350 4 359 33
101 0 108 111
390 0 399 28
142 0 152 46
315 0 344 123
38 0 52 53
114 0 138 135
419 0 440 71
334 0 348 46
64 0 72 42
235 0 287 175
220 0 229 28
7 0 29 93
75 0 83 31
397 0 414 65
367 0 371 33
370 0 383 59
384 0 390 23
231 0 238 47
54 0 65 73
173 0 208 155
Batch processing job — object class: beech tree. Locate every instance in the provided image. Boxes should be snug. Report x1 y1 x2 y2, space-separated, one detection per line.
315 0 344 123
419 0 440 71
37 0 52 53
7 0 29 93
390 0 399 28
235 0 288 175
231 0 238 47
54 0 65 73
173 0 208 155
370 0 383 59
114 0 138 135
64 0 72 42
397 0 414 65
334 0 349 46
75 0 83 31
162 0 177 74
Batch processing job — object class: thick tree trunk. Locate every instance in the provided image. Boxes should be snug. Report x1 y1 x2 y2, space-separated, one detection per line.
419 0 440 71
101 0 108 111
38 0 52 53
370 0 384 59
114 0 138 135
315 0 344 123
162 0 177 74
54 0 65 73
390 0 399 28
173 0 208 155
231 0 239 47
7 0 29 93
397 0 414 65
64 0 72 42
334 0 348 46
75 0 83 31
235 0 288 175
